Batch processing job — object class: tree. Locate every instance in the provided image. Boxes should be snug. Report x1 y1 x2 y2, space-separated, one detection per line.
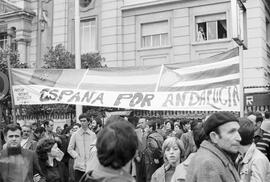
42 44 75 69
43 44 106 69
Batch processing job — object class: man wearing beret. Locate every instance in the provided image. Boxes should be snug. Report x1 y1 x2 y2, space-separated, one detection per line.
185 111 241 182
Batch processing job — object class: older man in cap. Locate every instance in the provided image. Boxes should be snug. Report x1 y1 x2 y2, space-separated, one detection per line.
186 111 241 182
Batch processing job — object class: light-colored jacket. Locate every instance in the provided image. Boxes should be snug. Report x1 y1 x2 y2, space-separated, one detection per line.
151 164 176 182
68 128 96 172
237 143 270 182
171 153 196 182
185 140 240 182
151 165 166 182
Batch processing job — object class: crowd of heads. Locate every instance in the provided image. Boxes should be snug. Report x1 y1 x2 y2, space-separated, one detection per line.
2 109 270 182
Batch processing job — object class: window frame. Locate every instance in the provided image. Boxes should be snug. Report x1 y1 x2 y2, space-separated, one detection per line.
190 6 231 45
140 21 170 49
195 13 228 42
80 17 98 54
136 12 172 51
0 32 7 49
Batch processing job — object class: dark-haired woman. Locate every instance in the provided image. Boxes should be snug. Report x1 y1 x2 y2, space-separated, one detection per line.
36 138 65 182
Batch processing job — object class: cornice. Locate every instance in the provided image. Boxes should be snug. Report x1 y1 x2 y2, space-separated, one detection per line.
0 10 35 20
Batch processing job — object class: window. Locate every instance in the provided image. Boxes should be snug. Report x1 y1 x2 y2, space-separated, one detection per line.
0 32 7 49
196 13 227 42
141 21 169 48
80 19 97 54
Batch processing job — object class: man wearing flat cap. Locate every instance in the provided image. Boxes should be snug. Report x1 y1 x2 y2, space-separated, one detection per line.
186 111 241 182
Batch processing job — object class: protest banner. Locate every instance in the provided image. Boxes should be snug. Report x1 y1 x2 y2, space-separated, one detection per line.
11 48 240 111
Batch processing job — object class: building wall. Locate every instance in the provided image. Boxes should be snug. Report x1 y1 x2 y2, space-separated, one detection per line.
244 0 270 92
121 0 234 66
100 0 123 67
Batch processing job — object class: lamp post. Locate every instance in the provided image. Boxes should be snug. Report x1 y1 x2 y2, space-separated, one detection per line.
231 0 247 117
6 28 16 123
75 0 82 121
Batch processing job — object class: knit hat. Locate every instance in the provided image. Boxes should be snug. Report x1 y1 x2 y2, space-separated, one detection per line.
261 119 270 133
204 111 239 135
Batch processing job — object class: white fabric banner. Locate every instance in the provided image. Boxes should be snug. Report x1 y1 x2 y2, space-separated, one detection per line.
13 85 240 111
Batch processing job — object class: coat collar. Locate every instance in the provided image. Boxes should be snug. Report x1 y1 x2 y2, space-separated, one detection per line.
201 140 234 167
241 143 256 164
182 152 196 166
200 140 240 181
1 147 28 157
78 128 93 135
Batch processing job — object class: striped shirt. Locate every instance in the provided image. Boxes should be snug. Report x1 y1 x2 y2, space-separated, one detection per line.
256 131 270 160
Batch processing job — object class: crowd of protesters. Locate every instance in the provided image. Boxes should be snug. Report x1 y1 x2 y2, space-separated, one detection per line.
0 110 270 182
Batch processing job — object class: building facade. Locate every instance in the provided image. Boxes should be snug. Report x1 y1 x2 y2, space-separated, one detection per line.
1 0 270 114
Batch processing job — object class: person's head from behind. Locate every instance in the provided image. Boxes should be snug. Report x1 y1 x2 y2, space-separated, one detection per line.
4 124 22 148
162 137 184 167
238 117 255 154
43 119 54 133
21 125 31 139
204 111 241 154
193 123 206 149
97 118 138 170
79 113 90 130
254 112 263 129
36 138 61 162
190 119 200 131
265 111 270 119
34 127 46 139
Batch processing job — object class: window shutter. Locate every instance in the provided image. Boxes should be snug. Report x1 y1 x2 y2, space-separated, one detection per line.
141 21 168 36
196 13 226 23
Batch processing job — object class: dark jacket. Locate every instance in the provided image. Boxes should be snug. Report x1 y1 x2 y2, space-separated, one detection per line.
80 163 135 182
185 140 240 182
21 136 37 150
0 148 44 182
144 131 164 182
39 159 65 182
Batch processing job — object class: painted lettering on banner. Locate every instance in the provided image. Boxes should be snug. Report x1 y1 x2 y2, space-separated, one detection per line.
12 85 240 111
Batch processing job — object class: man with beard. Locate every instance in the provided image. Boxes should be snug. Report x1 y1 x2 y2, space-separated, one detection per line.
186 111 241 182
0 124 44 182
91 117 102 135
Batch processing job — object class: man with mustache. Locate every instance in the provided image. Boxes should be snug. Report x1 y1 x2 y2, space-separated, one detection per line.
0 124 44 182
186 111 241 182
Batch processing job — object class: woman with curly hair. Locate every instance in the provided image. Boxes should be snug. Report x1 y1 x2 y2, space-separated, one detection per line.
151 137 184 182
36 138 65 182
